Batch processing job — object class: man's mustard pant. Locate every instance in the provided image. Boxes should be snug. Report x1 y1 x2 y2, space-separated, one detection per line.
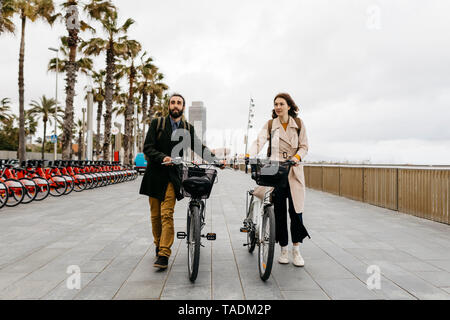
149 183 176 258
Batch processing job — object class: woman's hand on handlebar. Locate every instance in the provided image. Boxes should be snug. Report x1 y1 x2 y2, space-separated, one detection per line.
290 156 301 166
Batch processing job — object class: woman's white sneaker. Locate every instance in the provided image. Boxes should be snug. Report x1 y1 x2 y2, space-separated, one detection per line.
292 247 305 267
278 246 289 264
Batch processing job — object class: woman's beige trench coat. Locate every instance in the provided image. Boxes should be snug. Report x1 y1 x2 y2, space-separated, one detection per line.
248 116 309 213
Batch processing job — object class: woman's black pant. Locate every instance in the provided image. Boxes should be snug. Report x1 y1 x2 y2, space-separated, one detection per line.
273 181 310 247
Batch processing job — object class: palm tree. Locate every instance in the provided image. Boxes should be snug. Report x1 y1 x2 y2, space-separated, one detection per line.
136 52 168 146
153 93 170 118
0 98 12 124
80 7 134 161
117 37 142 165
91 69 106 159
27 95 62 159
59 0 103 160
0 0 15 34
10 0 57 162
48 37 94 74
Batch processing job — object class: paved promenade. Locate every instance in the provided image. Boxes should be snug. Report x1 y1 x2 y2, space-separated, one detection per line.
0 170 449 300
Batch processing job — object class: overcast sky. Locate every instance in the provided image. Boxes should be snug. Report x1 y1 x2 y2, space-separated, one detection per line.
1 0 449 164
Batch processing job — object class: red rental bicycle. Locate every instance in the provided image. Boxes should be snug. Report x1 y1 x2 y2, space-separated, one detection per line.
0 161 37 204
0 160 26 207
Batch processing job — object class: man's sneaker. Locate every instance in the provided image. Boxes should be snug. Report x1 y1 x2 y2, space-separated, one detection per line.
154 256 168 269
292 247 305 267
155 246 159 257
278 246 289 264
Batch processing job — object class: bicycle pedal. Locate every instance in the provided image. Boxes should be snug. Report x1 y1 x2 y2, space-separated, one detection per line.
240 227 249 233
177 232 187 239
206 233 216 241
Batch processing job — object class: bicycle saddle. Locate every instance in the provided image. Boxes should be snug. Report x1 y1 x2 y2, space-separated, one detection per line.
183 176 212 196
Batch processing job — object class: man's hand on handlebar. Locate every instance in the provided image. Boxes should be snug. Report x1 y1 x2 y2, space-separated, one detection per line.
162 156 173 166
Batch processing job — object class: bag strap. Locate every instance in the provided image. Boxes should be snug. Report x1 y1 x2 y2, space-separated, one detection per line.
156 117 166 141
266 119 273 158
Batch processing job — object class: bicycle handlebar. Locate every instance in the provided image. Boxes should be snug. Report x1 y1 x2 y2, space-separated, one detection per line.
161 157 226 169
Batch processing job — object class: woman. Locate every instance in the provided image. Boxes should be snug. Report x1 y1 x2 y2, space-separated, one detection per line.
247 93 310 267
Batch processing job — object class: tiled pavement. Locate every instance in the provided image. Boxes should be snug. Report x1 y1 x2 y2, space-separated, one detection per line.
0 169 449 300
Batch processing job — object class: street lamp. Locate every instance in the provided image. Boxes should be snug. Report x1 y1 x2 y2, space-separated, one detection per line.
244 98 256 173
48 47 59 161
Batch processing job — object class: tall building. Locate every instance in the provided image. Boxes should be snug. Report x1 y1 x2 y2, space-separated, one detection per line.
188 101 207 161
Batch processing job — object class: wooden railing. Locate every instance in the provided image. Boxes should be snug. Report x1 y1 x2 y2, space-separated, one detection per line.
304 164 450 225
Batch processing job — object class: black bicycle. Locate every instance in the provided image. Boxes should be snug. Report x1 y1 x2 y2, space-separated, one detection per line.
163 157 224 282
241 158 297 281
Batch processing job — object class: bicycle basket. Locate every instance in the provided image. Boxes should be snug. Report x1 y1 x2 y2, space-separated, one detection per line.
250 160 290 188
181 166 217 199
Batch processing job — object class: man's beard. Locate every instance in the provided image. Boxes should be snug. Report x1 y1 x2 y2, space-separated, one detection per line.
169 108 184 118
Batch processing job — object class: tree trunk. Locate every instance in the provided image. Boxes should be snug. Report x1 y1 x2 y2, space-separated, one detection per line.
18 15 26 162
78 132 82 160
103 43 115 161
62 27 79 160
123 65 136 166
149 93 156 123
42 121 47 160
95 99 103 159
141 91 148 151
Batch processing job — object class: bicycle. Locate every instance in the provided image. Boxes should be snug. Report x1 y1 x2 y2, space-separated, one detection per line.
163 157 224 282
241 158 297 281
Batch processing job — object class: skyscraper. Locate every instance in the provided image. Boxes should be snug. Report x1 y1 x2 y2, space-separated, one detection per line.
188 101 207 161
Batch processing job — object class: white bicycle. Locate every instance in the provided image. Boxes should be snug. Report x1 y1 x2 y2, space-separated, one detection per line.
241 158 296 281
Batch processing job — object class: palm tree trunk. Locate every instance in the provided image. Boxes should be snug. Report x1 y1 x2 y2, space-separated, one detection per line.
18 15 26 162
149 93 156 123
123 65 136 165
62 27 79 160
103 44 115 161
96 99 103 159
42 121 47 160
141 91 148 150
78 132 82 160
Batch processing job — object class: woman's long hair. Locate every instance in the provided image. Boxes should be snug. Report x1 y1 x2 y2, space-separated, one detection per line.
272 93 299 119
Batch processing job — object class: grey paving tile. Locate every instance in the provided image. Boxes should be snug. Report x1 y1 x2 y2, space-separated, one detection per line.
73 285 119 300
414 271 450 287
0 273 27 291
42 273 98 300
315 278 381 300
426 260 450 272
114 280 166 300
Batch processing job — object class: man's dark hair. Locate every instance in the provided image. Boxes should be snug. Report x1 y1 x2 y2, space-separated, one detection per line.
169 93 185 107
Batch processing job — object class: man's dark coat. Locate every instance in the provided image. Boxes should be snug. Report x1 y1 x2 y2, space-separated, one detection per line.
139 116 216 201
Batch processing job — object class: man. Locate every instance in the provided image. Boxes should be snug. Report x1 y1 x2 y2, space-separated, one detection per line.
139 93 222 269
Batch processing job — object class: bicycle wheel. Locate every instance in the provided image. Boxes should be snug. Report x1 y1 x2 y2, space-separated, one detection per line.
33 177 50 201
187 205 201 282
4 179 25 207
49 176 67 197
73 174 87 192
62 175 75 195
0 182 8 209
19 178 38 204
258 205 276 281
246 200 257 253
